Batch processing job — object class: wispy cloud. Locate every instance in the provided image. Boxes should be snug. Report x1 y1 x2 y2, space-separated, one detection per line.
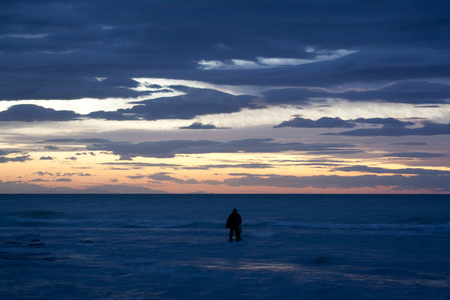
198 50 357 70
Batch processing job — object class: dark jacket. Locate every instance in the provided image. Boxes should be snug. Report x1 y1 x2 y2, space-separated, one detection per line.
226 211 242 229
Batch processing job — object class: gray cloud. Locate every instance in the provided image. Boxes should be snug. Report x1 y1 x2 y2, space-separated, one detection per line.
76 152 96 156
34 171 54 176
218 173 450 192
101 162 182 169
328 122 450 136
87 138 355 159
148 172 199 185
42 138 112 143
29 178 50 182
383 152 446 158
0 155 31 163
183 163 273 170
55 178 72 182
275 117 415 129
40 156 54 160
353 118 415 127
127 175 146 180
1 1 449 101
88 89 258 121
56 172 91 177
138 171 450 192
264 81 450 105
179 122 228 130
334 165 450 175
44 145 60 150
0 104 79 122
274 117 356 128
390 142 427 146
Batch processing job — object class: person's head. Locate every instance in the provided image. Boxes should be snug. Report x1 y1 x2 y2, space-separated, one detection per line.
233 208 237 213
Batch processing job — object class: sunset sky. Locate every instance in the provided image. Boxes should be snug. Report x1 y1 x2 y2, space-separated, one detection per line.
1 0 449 193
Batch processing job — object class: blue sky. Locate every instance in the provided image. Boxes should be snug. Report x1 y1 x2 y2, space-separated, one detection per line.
0 0 449 193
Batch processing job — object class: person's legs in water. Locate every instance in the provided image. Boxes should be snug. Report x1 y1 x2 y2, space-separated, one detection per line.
229 228 234 239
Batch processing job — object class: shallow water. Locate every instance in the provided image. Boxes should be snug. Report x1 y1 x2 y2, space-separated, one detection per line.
1 194 449 299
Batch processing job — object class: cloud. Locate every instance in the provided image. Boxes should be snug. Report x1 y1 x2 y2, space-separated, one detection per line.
198 50 357 70
127 175 146 180
1 1 449 101
0 33 50 39
101 161 271 170
183 163 273 170
274 117 356 128
101 162 182 169
34 171 54 176
200 49 450 88
87 138 355 159
44 145 60 150
343 81 450 104
1 1 449 194
179 122 228 130
263 81 450 105
329 122 450 136
88 89 259 121
390 142 427 146
78 173 91 177
29 178 50 182
40 156 54 160
148 172 199 184
334 165 450 175
55 172 92 177
76 152 96 156
0 104 79 122
274 117 416 129
352 118 415 127
0 155 31 163
42 138 112 143
218 173 450 192
264 80 450 107
137 171 450 192
55 178 72 182
383 152 446 158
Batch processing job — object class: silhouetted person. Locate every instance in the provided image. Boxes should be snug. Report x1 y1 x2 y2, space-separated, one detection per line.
226 208 242 240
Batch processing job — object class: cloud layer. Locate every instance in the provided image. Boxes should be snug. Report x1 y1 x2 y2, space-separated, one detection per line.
86 138 355 159
0 0 449 193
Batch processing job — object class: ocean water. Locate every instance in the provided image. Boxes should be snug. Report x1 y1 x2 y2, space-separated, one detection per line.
0 194 449 299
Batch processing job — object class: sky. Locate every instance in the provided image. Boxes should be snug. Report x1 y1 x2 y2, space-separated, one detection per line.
1 0 449 194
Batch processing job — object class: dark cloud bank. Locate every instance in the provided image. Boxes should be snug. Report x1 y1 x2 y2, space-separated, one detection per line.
86 138 355 159
88 89 258 121
1 0 450 100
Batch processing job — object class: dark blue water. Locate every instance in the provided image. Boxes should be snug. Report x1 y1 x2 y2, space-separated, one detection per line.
1 194 449 299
